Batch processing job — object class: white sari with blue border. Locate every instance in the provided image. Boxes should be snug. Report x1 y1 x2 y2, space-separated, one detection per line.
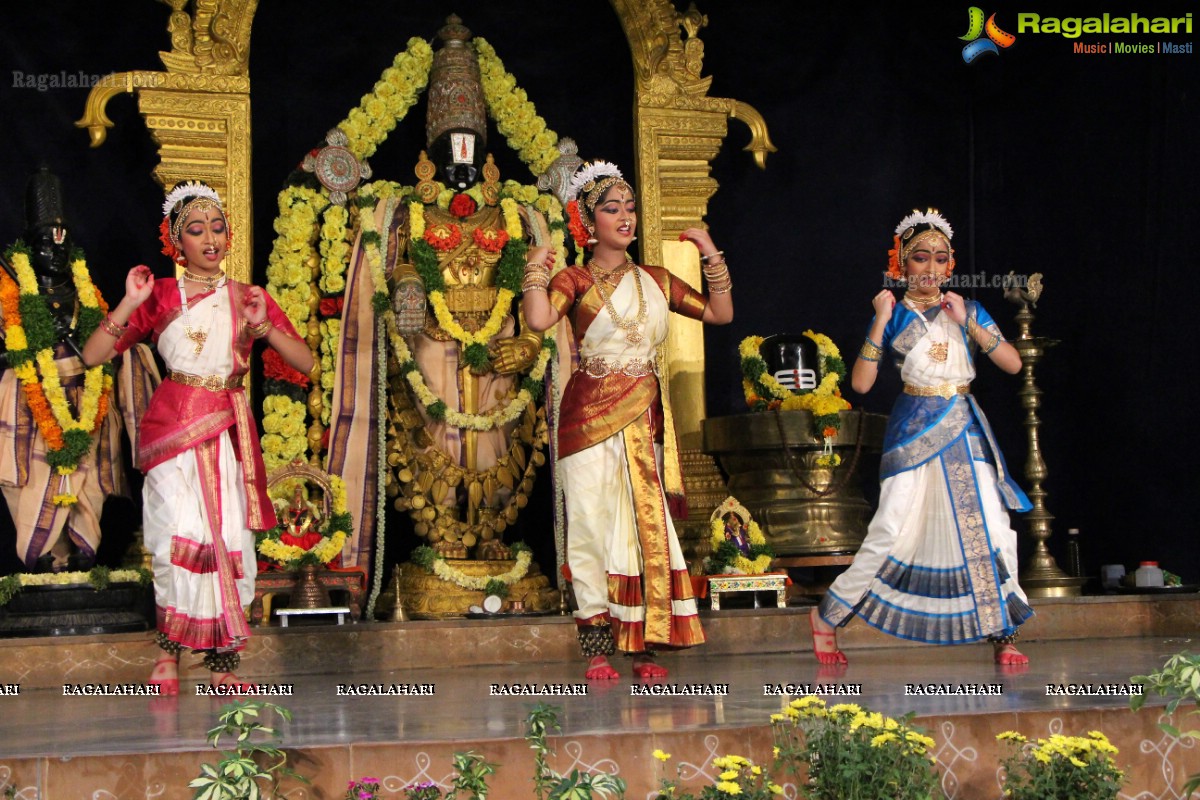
819 301 1033 644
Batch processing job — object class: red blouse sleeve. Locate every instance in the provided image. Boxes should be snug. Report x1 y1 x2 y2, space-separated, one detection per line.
113 277 174 353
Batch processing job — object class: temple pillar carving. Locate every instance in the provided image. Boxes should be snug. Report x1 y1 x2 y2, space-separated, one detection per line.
75 0 258 285
612 0 776 561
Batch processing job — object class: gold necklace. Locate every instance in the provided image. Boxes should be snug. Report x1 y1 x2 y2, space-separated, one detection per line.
905 291 942 307
184 268 226 292
588 258 646 344
177 275 224 355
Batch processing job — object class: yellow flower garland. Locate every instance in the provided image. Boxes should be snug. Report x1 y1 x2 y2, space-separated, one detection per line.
339 38 434 161
411 197 523 349
260 395 309 471
258 474 352 566
708 516 773 574
473 38 561 176
15 568 147 587
739 331 851 467
391 323 552 432
3 253 113 504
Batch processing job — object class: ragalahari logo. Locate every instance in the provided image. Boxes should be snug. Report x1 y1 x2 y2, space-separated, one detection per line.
960 7 1017 62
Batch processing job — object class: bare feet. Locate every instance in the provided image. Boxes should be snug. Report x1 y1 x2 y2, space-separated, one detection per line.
993 642 1029 665
632 654 668 679
810 608 848 666
148 655 179 696
585 655 620 680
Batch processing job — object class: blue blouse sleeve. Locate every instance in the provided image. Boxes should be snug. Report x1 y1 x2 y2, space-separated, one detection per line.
879 307 909 351
971 302 1006 340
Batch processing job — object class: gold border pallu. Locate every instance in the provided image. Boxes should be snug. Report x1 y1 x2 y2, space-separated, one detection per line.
609 408 704 652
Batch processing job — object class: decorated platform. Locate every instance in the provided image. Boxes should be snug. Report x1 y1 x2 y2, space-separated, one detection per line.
1 595 1198 798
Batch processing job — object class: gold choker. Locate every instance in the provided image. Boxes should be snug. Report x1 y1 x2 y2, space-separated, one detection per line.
904 291 942 307
183 269 226 291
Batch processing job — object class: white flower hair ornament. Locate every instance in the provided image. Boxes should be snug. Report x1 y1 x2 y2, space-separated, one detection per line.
895 208 954 240
888 207 956 279
162 181 223 218
567 160 624 204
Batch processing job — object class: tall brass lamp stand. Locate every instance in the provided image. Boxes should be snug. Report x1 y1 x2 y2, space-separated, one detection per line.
1005 273 1086 597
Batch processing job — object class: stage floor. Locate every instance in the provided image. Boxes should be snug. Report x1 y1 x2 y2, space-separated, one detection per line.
0 636 1185 757
1 608 1197 798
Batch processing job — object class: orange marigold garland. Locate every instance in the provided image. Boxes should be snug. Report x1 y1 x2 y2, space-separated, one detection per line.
424 222 463 252
565 200 589 253
472 226 509 253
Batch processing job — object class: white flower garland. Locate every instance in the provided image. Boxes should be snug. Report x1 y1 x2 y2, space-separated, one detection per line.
430 549 532 590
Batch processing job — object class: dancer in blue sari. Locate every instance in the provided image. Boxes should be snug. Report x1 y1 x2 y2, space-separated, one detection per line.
811 209 1033 666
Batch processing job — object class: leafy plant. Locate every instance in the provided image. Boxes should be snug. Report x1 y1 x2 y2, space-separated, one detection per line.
446 751 496 800
996 730 1123 799
772 696 938 800
189 701 308 800
1132 650 1200 796
527 703 625 800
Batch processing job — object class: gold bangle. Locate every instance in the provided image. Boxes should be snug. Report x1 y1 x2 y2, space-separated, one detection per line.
248 319 272 339
100 315 126 338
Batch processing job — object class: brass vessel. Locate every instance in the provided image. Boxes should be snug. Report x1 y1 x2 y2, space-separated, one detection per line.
703 410 886 556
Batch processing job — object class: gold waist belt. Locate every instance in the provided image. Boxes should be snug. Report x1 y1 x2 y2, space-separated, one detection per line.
903 382 970 399
168 371 242 392
578 357 657 378
443 285 500 314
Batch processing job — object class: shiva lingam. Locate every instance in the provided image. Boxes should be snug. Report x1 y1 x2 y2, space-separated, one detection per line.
1004 272 1085 597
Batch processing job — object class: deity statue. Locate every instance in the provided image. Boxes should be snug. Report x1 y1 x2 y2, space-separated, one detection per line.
324 15 566 618
284 484 319 539
0 167 157 571
342 17 554 564
722 511 752 556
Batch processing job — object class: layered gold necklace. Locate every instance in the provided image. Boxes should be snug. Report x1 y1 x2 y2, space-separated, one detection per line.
904 290 942 307
178 271 226 355
587 258 646 344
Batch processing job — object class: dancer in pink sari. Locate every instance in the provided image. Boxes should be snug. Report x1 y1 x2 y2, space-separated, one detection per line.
82 182 313 693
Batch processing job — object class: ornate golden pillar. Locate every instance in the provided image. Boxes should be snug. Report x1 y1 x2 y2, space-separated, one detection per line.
75 0 258 285
612 1 776 561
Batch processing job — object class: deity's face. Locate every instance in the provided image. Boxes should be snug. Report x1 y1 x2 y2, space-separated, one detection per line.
436 130 482 190
591 184 637 252
179 204 228 272
903 232 951 292
27 224 72 281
